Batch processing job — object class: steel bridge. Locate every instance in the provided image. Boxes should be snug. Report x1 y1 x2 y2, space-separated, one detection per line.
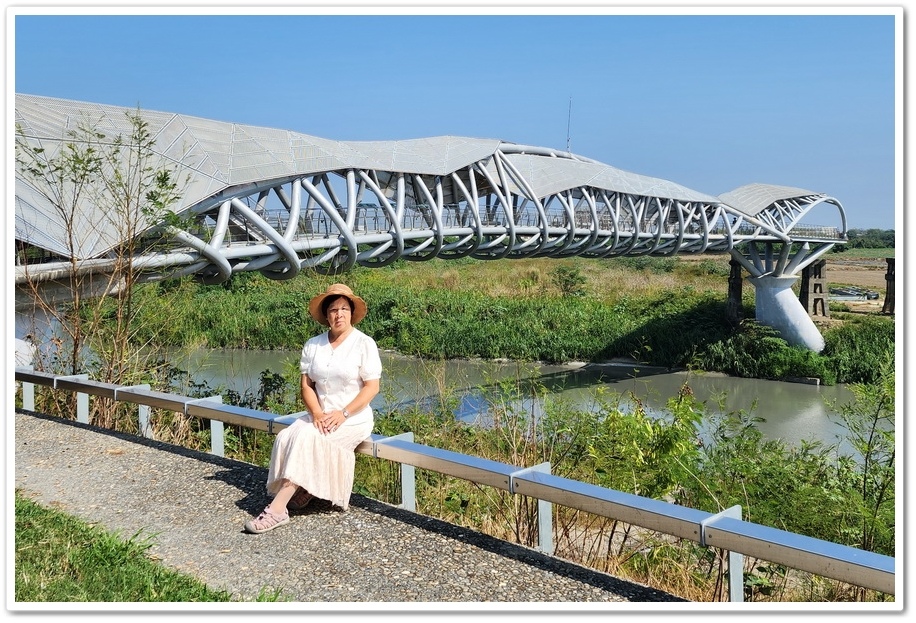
14 94 848 351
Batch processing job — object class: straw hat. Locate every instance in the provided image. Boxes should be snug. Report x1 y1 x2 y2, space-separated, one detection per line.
308 283 367 326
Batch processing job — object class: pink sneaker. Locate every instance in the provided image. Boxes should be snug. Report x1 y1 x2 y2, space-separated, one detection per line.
244 507 290 534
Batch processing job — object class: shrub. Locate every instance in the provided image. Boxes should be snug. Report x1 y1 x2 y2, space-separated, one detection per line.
694 321 836 383
822 317 895 384
551 265 587 297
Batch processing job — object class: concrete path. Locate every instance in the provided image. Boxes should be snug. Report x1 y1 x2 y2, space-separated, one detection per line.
13 410 686 611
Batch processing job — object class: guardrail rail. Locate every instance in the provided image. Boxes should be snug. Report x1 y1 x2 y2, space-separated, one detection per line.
14 366 896 601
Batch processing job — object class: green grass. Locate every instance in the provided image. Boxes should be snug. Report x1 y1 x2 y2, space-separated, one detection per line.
830 248 895 259
14 491 246 603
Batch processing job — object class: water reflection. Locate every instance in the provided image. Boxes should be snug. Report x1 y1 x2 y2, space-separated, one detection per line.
167 348 857 454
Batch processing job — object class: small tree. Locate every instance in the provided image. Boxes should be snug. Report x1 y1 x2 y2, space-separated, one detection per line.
832 351 895 557
15 108 186 426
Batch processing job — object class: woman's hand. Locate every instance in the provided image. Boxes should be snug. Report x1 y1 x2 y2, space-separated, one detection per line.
317 410 346 434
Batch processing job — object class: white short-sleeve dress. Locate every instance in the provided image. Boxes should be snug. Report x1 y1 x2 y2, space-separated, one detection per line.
265 327 382 509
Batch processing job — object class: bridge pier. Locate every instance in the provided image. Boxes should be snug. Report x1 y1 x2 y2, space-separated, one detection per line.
799 259 829 318
748 275 825 352
882 258 895 314
726 259 743 328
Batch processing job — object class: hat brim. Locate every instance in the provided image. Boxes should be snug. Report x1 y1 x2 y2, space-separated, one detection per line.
308 289 367 326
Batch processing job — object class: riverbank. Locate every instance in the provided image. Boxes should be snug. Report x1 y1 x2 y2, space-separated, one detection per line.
125 255 894 386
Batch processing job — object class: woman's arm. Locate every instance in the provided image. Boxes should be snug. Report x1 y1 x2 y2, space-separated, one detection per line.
340 378 380 416
322 377 380 430
300 374 324 418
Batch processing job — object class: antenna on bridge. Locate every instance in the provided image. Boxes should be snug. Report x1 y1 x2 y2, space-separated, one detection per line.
566 96 572 153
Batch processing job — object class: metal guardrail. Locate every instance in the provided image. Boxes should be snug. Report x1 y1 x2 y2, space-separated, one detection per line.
14 367 895 599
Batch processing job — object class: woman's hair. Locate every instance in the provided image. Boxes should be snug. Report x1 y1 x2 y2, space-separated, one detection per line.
320 294 354 319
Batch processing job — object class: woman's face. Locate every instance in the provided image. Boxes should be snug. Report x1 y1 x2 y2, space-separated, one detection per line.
325 296 353 333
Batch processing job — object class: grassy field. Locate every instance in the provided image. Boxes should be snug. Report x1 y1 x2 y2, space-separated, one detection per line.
361 254 735 302
829 247 895 260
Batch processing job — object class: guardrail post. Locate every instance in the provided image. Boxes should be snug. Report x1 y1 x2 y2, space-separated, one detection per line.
119 384 152 438
510 462 553 555
375 432 416 512
200 396 225 456
19 365 35 411
57 374 89 423
702 504 744 602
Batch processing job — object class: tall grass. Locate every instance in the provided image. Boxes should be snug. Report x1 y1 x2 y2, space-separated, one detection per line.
829 248 895 260
693 321 840 383
821 316 896 384
128 257 740 363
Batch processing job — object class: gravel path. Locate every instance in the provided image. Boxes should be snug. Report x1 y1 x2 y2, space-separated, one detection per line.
14 410 686 607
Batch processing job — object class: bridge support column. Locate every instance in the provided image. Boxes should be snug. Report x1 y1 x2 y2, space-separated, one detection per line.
726 259 743 328
748 275 825 352
799 259 829 318
882 258 895 315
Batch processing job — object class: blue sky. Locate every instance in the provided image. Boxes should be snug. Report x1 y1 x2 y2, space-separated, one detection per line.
10 6 901 231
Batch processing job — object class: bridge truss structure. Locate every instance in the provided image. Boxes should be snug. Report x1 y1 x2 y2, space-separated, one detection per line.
14 94 848 350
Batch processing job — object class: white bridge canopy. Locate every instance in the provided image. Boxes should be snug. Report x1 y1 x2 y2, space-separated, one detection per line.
14 93 848 351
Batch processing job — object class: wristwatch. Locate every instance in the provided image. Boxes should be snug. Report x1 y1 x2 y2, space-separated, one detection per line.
342 408 351 419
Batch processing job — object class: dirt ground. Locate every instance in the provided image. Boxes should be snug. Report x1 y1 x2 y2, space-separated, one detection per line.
825 258 893 291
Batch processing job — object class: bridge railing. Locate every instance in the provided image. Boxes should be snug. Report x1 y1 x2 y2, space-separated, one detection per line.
14 367 895 601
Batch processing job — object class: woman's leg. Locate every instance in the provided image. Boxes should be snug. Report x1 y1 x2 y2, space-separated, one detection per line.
288 486 315 510
244 478 299 534
266 479 298 515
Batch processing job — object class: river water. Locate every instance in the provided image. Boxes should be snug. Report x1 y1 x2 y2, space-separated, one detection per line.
168 347 859 455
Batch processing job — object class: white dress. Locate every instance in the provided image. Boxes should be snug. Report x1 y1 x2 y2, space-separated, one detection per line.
265 328 382 509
